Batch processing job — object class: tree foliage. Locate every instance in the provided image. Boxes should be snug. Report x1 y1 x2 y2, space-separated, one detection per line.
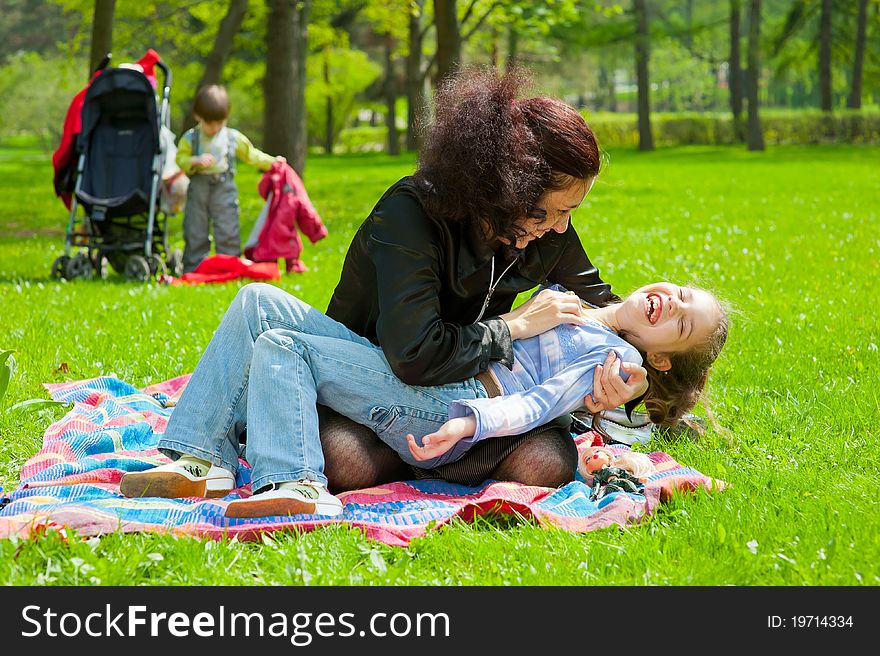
306 25 382 150
0 0 875 154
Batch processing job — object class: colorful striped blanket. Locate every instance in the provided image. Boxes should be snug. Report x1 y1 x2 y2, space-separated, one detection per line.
0 376 726 547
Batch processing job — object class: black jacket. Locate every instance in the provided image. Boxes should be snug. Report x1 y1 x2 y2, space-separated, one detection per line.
326 177 620 386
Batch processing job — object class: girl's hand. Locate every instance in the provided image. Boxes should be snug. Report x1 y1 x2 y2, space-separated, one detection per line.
406 415 477 461
583 353 649 412
500 289 587 341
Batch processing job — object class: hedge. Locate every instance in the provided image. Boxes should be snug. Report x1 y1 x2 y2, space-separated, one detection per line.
583 110 880 147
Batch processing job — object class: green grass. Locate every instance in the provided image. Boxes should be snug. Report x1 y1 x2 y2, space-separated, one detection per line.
0 140 878 586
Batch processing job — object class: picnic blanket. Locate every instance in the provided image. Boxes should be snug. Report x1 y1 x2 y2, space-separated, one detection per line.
0 376 726 547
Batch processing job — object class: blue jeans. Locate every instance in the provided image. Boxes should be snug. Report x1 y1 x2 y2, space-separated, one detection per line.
158 283 488 492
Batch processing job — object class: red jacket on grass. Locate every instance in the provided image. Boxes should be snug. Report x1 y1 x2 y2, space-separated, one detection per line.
162 254 280 286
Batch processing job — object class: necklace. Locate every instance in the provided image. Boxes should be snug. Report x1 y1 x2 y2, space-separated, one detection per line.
473 254 518 323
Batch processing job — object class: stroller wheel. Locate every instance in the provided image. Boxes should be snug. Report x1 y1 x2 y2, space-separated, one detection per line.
124 255 152 282
105 252 128 275
166 248 184 277
64 253 95 280
51 255 71 280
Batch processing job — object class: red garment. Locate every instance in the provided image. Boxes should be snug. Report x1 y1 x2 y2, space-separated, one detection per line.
52 49 161 209
166 254 280 286
244 161 328 273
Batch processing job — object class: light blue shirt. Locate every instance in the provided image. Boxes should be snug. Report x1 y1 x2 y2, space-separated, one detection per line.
448 291 642 445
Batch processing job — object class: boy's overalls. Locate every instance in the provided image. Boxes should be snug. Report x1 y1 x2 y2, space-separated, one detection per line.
182 128 239 273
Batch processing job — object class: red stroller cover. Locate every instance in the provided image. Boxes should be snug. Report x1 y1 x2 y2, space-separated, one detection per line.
52 49 161 210
244 161 328 273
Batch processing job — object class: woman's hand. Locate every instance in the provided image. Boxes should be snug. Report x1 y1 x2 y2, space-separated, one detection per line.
500 289 587 341
583 352 649 412
406 415 477 461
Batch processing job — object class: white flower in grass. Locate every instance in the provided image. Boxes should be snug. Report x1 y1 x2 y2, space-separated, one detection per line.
369 549 388 576
71 557 95 574
746 539 759 555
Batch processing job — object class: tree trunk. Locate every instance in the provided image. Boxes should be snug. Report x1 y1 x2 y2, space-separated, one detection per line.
434 0 460 84
597 65 610 111
88 0 115 78
818 0 832 112
506 26 519 72
385 34 400 156
634 0 654 151
729 0 743 119
291 0 309 174
324 48 333 155
184 0 249 133
406 5 426 151
746 0 764 151
683 0 693 47
848 0 868 110
264 0 295 163
264 0 309 174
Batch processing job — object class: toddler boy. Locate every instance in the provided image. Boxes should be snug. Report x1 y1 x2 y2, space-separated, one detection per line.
176 84 280 272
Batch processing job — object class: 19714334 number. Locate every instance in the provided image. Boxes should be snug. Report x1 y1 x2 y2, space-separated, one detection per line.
768 616 854 629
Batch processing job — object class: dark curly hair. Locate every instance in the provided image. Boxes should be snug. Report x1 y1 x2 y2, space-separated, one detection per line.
414 66 602 249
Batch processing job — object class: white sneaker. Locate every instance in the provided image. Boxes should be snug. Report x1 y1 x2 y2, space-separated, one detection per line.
120 460 235 499
224 480 343 519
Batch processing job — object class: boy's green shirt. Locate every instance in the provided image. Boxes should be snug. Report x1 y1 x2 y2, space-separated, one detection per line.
176 125 274 175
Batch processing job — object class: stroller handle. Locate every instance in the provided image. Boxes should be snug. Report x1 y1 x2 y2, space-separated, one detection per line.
93 53 112 76
155 59 172 90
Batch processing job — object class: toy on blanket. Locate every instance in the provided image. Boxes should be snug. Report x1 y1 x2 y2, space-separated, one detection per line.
579 437 657 501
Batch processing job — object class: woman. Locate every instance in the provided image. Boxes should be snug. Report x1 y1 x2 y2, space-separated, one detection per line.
132 67 647 501
119 281 727 518
318 67 648 490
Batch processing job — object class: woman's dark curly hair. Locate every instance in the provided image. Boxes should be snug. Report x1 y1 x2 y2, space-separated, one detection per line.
414 66 602 248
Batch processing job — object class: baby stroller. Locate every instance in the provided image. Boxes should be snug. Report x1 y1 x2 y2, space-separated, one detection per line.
51 53 183 281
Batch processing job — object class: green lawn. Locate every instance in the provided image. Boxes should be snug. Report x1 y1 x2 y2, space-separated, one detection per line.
0 140 878 585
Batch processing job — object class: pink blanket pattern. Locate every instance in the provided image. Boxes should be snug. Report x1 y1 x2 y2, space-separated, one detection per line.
0 376 726 547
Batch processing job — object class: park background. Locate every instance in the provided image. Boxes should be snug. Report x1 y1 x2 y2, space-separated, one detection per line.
0 0 878 586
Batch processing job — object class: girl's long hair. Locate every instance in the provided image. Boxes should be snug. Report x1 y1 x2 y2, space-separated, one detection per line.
413 66 601 247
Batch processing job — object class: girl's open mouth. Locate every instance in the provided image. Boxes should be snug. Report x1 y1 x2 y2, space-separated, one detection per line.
645 293 662 324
